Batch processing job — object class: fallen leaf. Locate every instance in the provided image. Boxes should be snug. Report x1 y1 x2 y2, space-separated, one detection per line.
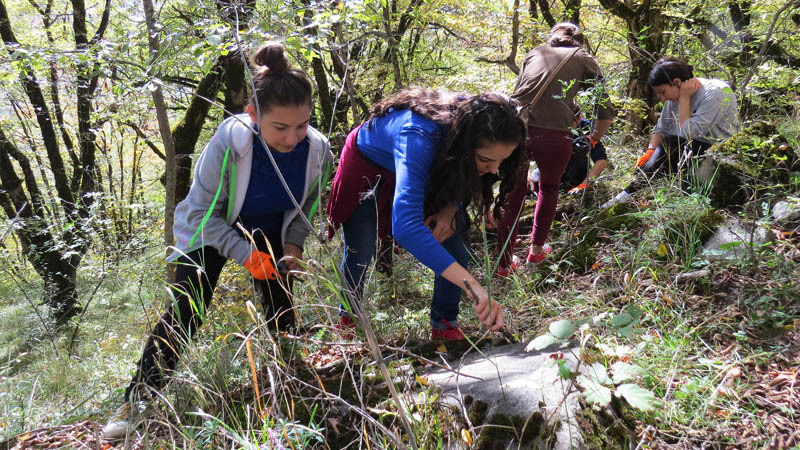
327 418 340 435
437 342 447 353
710 407 730 418
415 376 429 386
461 428 473 445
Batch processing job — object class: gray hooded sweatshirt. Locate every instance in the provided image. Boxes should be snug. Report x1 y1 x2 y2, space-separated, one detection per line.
169 113 333 265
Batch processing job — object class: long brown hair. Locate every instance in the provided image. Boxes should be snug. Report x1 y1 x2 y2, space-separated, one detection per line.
424 93 527 225
367 87 468 125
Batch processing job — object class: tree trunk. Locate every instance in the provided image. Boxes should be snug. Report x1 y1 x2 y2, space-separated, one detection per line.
142 0 178 266
598 0 667 133
0 0 110 323
299 0 334 131
172 57 226 203
223 50 248 117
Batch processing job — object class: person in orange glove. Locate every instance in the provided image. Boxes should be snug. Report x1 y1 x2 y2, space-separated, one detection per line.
494 23 614 277
527 116 608 195
602 57 738 209
103 42 333 440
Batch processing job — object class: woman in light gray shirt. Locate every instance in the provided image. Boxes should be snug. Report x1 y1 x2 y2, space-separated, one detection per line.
603 57 739 208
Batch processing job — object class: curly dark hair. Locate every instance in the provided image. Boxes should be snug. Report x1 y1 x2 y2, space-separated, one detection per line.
367 87 468 125
423 93 527 228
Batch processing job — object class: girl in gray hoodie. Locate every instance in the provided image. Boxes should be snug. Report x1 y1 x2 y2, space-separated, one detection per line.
103 42 333 439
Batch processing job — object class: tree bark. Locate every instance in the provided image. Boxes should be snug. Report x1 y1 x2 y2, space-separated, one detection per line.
171 57 226 202
299 0 334 131
0 0 110 323
597 0 667 132
222 50 248 117
142 0 177 265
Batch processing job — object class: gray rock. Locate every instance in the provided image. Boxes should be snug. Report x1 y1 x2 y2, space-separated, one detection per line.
427 343 584 449
703 217 775 258
772 200 800 226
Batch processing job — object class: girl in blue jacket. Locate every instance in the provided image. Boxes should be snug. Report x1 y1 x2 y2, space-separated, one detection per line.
328 89 526 340
103 42 333 439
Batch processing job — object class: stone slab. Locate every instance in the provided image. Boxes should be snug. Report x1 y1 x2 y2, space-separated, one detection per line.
427 343 584 449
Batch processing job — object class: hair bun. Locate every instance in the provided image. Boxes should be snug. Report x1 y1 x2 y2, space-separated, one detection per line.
250 42 290 74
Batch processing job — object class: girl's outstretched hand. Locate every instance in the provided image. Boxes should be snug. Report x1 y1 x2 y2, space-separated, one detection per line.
465 280 504 331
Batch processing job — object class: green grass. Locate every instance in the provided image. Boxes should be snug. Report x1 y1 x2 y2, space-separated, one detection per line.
1 119 799 449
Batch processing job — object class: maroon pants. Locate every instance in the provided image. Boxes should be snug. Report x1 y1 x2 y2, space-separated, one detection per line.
496 127 573 268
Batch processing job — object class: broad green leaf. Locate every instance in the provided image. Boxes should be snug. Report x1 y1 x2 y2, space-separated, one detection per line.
625 305 644 321
611 312 633 329
615 384 656 411
557 359 571 380
597 343 633 358
586 363 610 384
549 319 575 339
611 362 644 384
525 334 556 351
577 375 612 407
616 324 634 338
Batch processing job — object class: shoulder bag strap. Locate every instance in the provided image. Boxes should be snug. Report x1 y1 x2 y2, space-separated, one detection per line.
519 47 580 124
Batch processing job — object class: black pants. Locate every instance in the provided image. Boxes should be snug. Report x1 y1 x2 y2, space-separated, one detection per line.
626 135 711 194
561 152 590 191
124 232 294 401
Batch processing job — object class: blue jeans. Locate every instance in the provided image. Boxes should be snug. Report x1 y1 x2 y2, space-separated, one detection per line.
340 183 470 328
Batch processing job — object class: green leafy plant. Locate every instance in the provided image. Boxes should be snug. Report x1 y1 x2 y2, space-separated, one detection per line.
526 305 656 412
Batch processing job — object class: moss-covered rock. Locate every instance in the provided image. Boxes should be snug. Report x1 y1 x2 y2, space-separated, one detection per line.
551 202 641 274
473 411 546 449
660 208 727 262
695 121 799 208
576 397 637 449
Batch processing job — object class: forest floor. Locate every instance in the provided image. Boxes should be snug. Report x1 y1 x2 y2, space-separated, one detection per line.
1 127 799 449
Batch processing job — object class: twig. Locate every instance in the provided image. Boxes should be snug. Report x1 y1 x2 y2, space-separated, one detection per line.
0 202 27 244
463 279 518 343
282 332 484 380
68 255 108 355
738 0 800 97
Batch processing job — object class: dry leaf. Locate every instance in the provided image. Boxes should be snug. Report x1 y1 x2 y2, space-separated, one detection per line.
461 428 473 445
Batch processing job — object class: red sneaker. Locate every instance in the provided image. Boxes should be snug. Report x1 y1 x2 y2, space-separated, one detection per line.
495 255 521 278
431 320 465 340
336 315 357 339
526 244 552 264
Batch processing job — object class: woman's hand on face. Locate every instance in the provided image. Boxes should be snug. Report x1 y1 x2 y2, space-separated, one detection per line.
424 202 457 242
678 78 701 100
282 243 303 271
470 283 505 331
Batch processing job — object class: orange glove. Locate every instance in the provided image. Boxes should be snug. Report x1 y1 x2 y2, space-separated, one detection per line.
243 250 278 280
567 183 587 194
636 148 655 168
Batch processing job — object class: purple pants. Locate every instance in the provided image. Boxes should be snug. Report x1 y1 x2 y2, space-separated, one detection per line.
496 127 573 268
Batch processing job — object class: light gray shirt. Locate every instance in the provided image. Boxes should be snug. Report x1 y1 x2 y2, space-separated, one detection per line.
653 78 739 144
